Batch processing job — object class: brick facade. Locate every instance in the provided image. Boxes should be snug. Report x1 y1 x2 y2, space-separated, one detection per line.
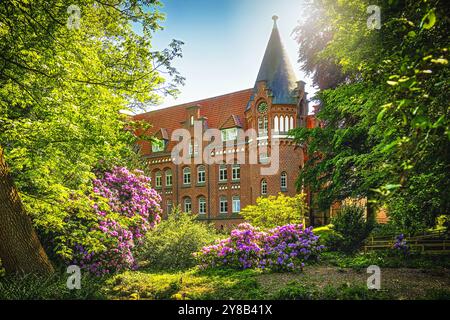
134 17 316 228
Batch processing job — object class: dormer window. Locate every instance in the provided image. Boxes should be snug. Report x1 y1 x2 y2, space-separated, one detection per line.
221 128 238 142
152 140 165 153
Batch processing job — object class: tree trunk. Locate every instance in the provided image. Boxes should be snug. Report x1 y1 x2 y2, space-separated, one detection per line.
0 146 54 274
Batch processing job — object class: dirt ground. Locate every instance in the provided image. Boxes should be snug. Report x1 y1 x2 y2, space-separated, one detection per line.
257 266 450 299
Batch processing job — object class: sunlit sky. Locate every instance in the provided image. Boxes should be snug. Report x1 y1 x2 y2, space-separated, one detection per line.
148 0 315 110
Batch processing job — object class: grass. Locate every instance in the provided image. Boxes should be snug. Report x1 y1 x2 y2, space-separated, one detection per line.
1 253 449 300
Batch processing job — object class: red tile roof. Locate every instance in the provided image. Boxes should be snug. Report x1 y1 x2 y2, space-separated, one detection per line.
133 89 253 155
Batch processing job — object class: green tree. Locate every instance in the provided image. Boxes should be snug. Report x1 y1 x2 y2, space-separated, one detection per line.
293 0 449 232
0 0 183 273
241 193 308 229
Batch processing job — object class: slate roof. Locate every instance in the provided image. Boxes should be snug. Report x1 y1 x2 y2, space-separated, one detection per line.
247 16 298 109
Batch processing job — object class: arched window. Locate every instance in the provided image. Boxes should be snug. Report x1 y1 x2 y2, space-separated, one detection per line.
290 116 294 130
285 116 289 131
166 200 173 214
274 116 279 132
155 171 162 188
198 197 207 215
197 165 206 184
219 196 228 214
165 169 173 187
281 172 287 190
184 197 192 213
219 164 228 181
280 116 285 132
183 167 191 185
232 196 241 213
261 179 267 196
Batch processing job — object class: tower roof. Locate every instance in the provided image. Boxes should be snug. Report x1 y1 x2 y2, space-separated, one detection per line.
247 16 298 109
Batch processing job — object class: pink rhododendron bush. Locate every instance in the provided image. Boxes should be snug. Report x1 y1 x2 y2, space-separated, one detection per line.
195 223 324 272
37 167 162 276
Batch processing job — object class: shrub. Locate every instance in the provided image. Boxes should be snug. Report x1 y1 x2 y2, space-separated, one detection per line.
0 259 4 278
195 223 324 271
392 234 410 256
137 207 219 270
330 205 375 253
241 193 308 229
37 166 162 275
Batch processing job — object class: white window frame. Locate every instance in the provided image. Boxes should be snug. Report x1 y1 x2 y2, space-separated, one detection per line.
219 197 228 214
197 165 206 184
183 167 191 185
219 164 228 181
152 140 164 153
281 172 287 189
261 179 268 196
184 197 192 213
221 128 238 142
232 196 240 213
199 197 207 215
155 171 162 188
165 169 173 187
232 164 240 181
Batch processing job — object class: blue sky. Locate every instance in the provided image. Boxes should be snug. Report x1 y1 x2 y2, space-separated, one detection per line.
149 0 315 110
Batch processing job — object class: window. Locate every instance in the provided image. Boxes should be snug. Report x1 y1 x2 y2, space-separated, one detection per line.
274 116 279 133
232 196 240 213
183 167 191 185
190 115 194 126
198 197 206 215
280 116 285 132
261 179 267 196
281 172 287 190
197 165 206 184
290 116 294 130
219 164 228 181
219 197 228 214
221 128 238 142
232 164 240 181
189 141 199 156
167 200 173 214
258 117 268 136
285 116 289 131
155 171 162 188
184 197 192 213
165 169 173 187
152 140 164 153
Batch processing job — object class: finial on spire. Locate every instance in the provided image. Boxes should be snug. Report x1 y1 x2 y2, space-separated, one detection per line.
272 15 279 28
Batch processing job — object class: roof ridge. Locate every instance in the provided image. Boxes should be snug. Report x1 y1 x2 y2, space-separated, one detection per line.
135 88 253 117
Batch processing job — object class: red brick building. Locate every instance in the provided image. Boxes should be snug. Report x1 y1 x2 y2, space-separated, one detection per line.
134 17 316 228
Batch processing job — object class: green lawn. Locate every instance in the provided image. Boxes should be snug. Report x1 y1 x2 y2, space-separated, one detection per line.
1 253 449 300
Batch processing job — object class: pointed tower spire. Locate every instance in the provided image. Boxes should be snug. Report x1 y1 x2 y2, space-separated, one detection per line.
248 16 298 108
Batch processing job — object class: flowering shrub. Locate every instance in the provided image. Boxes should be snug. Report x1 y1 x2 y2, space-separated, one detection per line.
72 167 162 275
195 223 324 271
392 234 410 256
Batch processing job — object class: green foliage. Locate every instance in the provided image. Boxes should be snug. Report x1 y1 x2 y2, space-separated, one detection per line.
293 0 450 232
0 0 183 266
240 193 308 229
320 251 450 269
270 280 392 300
0 259 5 278
330 205 375 253
0 272 107 300
137 207 219 270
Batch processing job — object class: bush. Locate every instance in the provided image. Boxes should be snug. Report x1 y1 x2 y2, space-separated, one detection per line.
137 207 219 270
330 205 375 253
195 223 324 271
241 193 308 229
36 166 162 275
0 259 4 278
